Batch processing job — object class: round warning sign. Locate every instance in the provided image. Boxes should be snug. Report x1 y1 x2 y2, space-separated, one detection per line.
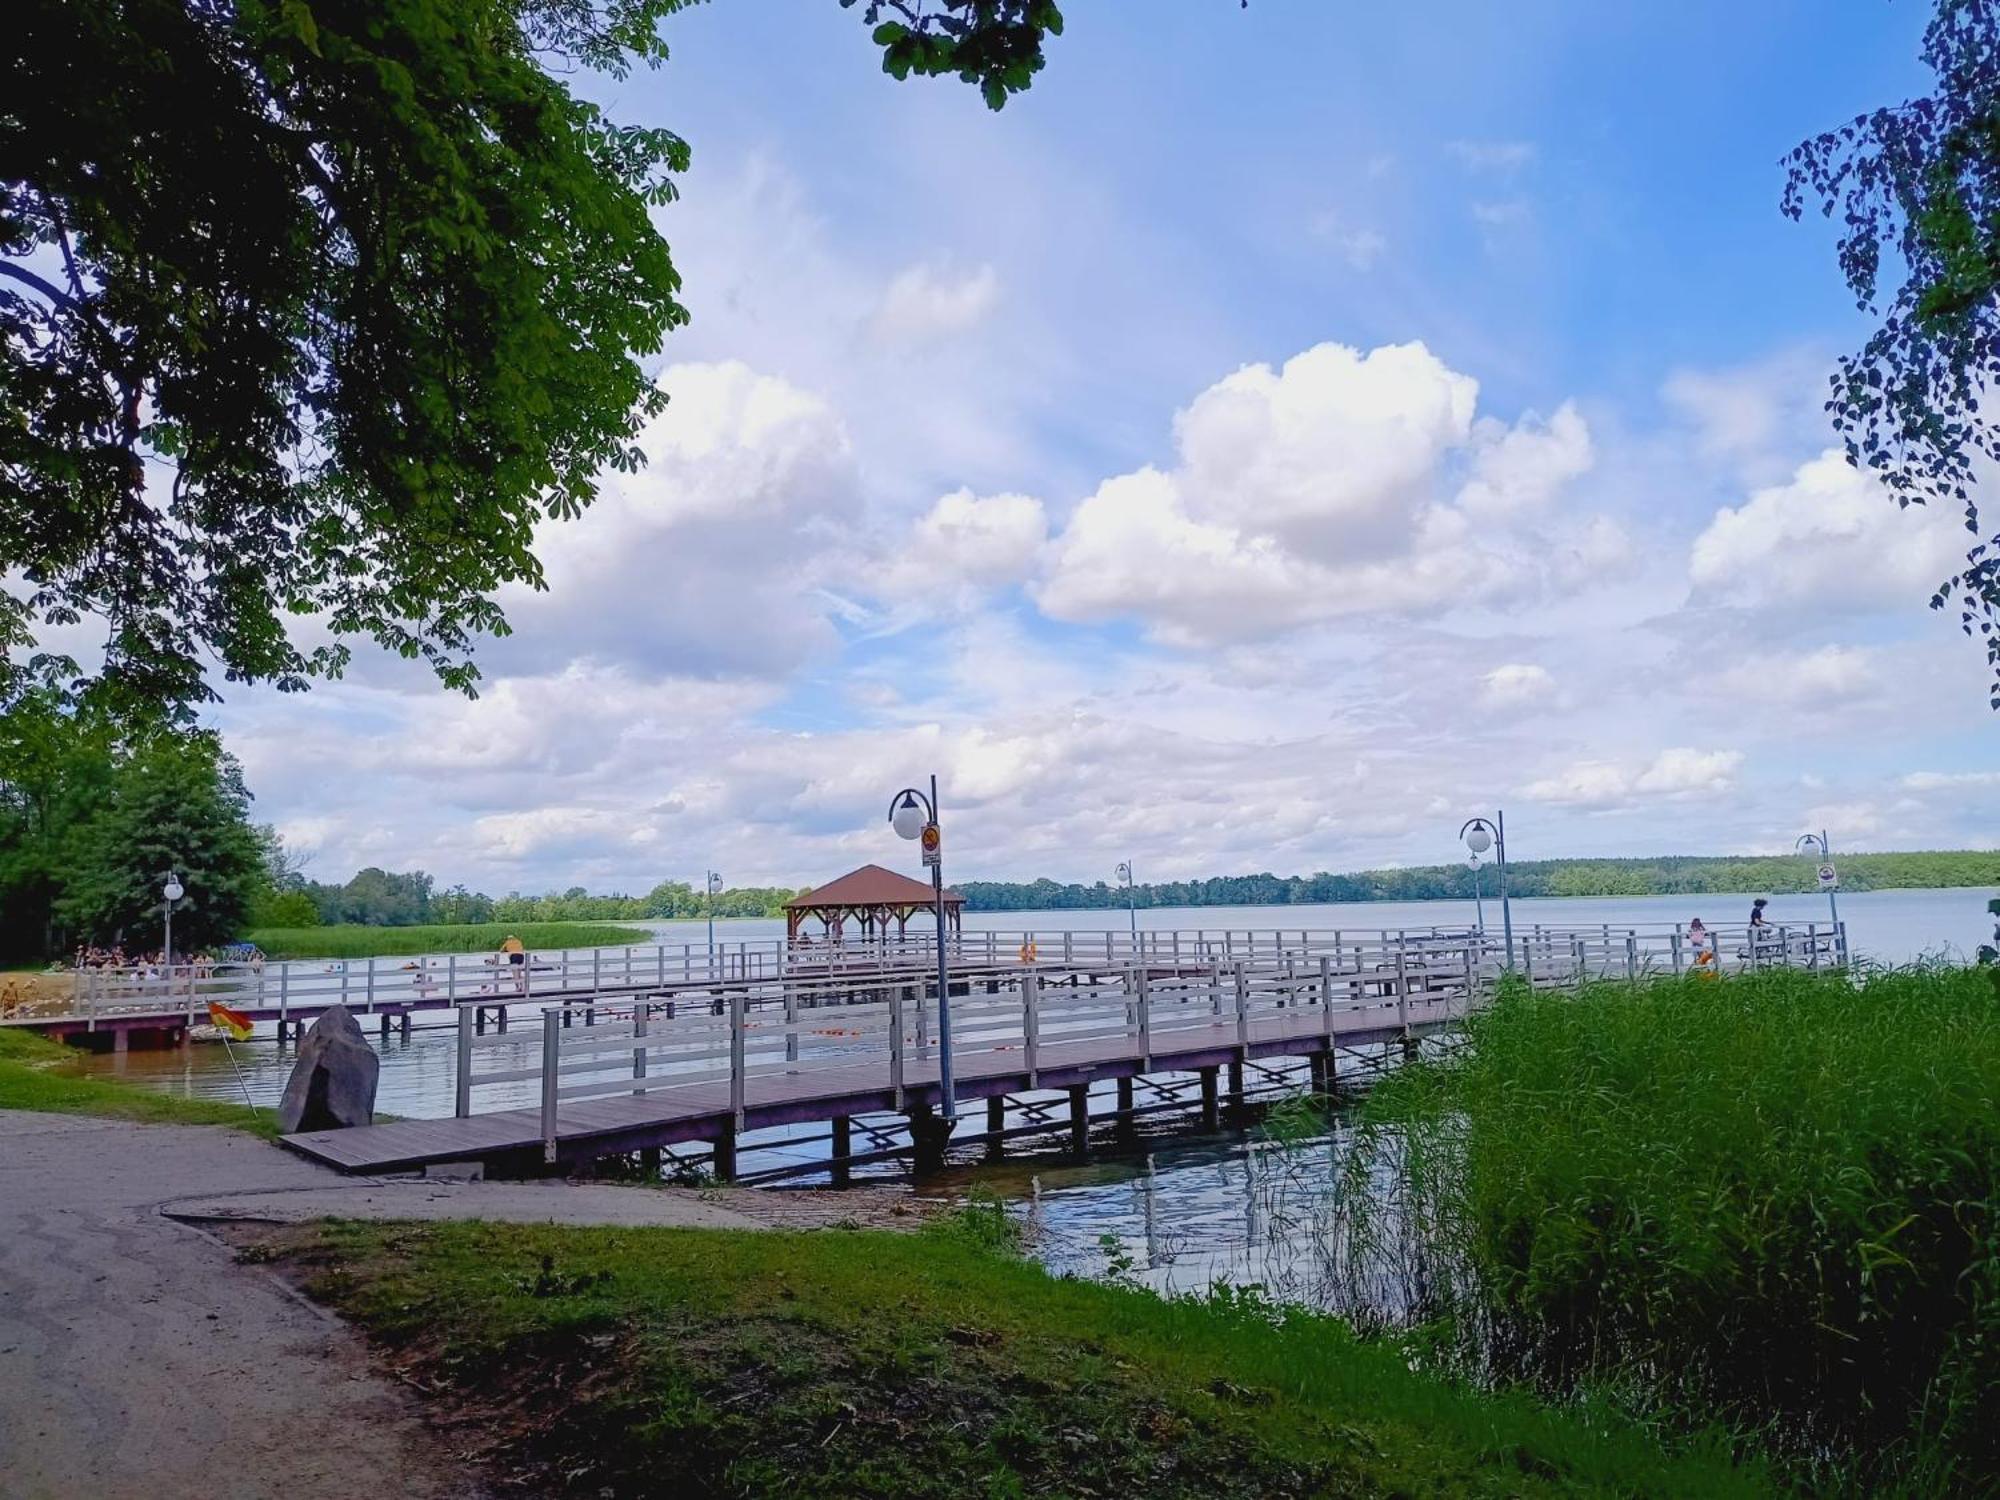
1817 863 1838 890
920 821 941 867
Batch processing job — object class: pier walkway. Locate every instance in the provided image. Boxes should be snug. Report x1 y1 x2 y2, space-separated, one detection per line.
283 921 1844 1179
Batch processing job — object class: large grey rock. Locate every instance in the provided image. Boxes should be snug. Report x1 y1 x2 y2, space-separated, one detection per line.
276 1005 380 1133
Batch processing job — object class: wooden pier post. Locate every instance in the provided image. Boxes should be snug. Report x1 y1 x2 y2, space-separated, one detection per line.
712 1127 737 1183
497 1006 508 1033
1115 1076 1136 1141
1068 1084 1090 1156
986 1096 1006 1159
909 1103 951 1174
1226 1059 1244 1113
831 1115 852 1186
399 1012 412 1040
1199 1066 1219 1130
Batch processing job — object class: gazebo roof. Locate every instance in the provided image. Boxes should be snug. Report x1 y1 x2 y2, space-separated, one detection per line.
784 863 963 911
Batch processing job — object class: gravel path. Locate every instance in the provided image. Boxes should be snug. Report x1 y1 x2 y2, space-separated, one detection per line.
0 1110 921 1498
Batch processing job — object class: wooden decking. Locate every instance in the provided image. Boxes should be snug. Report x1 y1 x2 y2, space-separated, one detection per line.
282 997 1450 1175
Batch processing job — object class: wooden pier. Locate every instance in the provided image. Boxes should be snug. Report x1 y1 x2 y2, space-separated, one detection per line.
281 921 1845 1180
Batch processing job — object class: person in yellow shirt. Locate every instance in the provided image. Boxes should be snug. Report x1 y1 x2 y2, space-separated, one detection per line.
501 934 527 993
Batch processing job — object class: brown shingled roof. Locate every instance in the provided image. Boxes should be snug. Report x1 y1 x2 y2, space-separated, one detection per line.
784 863 963 910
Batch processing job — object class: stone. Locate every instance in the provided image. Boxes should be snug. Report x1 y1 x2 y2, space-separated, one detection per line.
276 1004 380 1133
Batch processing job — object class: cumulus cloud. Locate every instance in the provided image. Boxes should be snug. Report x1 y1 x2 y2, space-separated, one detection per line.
496 360 860 680
869 261 1001 344
1711 645 1881 708
1903 769 2000 791
1689 449 1967 614
874 489 1048 603
1524 747 1742 808
1033 341 1609 644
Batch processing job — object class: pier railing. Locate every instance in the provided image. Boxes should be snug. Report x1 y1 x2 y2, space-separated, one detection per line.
437 922 1846 1161
41 918 1846 1028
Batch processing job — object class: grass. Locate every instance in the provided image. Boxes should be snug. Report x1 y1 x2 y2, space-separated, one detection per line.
240 920 656 960
1349 963 2000 1494
257 1211 1768 1499
0 1025 277 1138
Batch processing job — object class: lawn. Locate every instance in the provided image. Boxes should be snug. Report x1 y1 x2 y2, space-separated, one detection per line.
0 1025 276 1138
257 1212 1768 1499
240 920 655 960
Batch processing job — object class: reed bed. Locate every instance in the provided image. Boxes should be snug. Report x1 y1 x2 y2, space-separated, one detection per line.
240 920 654 960
1347 964 2000 1493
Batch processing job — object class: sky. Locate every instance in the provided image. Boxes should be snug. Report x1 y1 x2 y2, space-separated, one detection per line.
210 0 2000 894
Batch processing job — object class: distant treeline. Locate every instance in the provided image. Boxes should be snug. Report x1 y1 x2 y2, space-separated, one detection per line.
279 870 798 928
954 851 2000 912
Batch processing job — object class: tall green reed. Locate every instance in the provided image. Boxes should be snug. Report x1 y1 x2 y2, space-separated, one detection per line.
1345 964 2000 1492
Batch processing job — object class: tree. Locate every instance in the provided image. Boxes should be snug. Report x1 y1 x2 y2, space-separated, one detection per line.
0 680 116 957
1 0 1063 722
1784 1 2000 707
57 735 265 951
252 888 321 928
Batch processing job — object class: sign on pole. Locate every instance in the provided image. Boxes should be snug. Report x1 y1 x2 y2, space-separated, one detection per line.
1817 863 1838 890
920 821 942 869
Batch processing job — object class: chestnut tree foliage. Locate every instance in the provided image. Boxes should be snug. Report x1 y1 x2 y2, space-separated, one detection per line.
1784 0 2000 707
0 0 1064 723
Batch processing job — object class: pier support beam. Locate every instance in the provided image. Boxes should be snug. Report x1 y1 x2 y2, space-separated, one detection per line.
1199 1066 1219 1130
712 1127 737 1183
1307 1051 1329 1096
1226 1059 1245 1114
831 1115 852 1187
474 1008 487 1036
379 1013 391 1040
1115 1076 1136 1141
1068 1084 1090 1157
908 1103 952 1175
399 1012 412 1040
497 1006 508 1033
985 1096 1006 1160
640 1146 661 1175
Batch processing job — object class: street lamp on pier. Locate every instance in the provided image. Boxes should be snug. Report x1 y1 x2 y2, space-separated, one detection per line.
1459 814 1513 965
1795 831 1840 929
162 870 185 985
889 777 956 1121
1467 851 1486 936
705 870 722 968
1115 860 1137 940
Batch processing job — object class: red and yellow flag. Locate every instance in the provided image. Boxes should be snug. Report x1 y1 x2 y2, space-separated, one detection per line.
207 1001 254 1041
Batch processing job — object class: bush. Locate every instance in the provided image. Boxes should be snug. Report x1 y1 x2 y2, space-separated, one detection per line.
1351 965 2000 1492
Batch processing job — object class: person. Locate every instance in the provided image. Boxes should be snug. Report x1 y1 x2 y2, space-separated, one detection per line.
1688 917 1718 978
1748 897 1770 929
501 933 528 994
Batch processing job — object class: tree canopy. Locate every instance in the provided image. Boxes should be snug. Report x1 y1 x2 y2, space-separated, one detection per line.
0 0 1064 722
1784 0 2000 707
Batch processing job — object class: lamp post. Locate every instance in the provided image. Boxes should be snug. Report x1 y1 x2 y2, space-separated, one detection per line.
889 776 955 1121
1460 813 1513 965
162 870 184 990
705 870 722 968
1115 860 1137 940
1467 851 1486 935
1795 831 1840 929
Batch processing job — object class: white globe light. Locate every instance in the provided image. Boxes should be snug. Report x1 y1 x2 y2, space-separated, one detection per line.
1464 825 1492 855
889 792 926 841
163 877 184 902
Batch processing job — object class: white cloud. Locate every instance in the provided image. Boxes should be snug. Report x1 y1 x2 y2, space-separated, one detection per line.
1033 341 1608 644
880 489 1048 599
1711 645 1881 708
869 261 1001 344
496 360 859 680
1471 199 1532 229
1525 747 1742 808
1481 662 1555 708
1447 140 1536 172
1689 449 1968 614
1902 769 2000 791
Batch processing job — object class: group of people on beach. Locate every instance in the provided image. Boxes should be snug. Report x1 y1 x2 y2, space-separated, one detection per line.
68 944 220 977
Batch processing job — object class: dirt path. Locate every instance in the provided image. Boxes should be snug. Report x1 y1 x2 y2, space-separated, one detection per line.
0 1110 924 1499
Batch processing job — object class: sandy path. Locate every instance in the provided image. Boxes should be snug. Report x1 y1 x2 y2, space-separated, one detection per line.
0 1110 921 1499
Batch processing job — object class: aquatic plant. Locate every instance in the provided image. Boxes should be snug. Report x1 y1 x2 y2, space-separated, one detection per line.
1348 964 2000 1492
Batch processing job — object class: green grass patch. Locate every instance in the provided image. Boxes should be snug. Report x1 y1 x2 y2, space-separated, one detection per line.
263 1213 1766 1499
0 1025 277 1138
241 920 655 960
1350 964 2000 1494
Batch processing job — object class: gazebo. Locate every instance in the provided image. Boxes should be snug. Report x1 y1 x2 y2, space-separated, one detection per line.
784 863 964 944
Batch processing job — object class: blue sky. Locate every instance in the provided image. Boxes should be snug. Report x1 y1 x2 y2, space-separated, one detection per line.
210 1 1999 893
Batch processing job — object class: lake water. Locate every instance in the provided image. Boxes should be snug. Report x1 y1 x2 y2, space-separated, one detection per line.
74 887 1997 1303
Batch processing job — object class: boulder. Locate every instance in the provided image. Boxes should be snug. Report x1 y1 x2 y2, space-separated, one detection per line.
276 1004 380 1133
